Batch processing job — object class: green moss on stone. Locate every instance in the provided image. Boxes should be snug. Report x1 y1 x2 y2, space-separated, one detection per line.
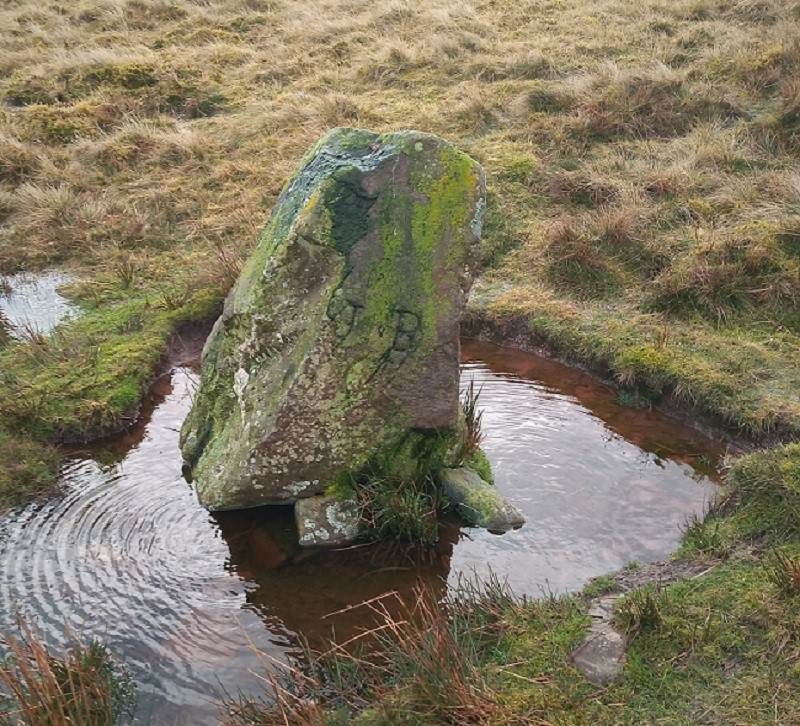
367 427 462 482
460 485 504 527
467 448 494 485
324 471 358 500
181 128 484 511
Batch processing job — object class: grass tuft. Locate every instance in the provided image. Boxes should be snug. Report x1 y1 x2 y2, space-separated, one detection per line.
616 585 665 636
358 474 442 547
220 578 537 726
569 63 738 142
680 508 726 556
0 619 135 725
766 548 800 596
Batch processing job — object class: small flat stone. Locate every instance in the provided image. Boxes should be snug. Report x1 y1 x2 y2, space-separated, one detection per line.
572 595 627 686
571 628 627 686
295 495 360 547
440 467 524 532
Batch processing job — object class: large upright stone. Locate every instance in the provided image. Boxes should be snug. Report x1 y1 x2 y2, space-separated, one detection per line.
181 128 485 510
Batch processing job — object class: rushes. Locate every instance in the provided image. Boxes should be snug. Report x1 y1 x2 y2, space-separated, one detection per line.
0 619 134 726
460 378 485 462
221 577 530 726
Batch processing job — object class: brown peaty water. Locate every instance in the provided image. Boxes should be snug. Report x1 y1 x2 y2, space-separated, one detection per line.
0 341 723 724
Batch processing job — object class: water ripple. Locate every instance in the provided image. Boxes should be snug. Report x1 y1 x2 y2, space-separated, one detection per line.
453 342 722 594
0 346 724 724
0 370 275 724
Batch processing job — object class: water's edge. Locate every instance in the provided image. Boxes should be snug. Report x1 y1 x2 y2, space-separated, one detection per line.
463 313 754 453
0 335 724 724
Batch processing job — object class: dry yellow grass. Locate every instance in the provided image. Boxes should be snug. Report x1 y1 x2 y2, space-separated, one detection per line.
0 0 798 487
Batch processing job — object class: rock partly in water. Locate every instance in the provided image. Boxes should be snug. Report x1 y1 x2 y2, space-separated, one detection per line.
439 467 525 533
181 127 485 511
295 495 361 547
571 595 627 686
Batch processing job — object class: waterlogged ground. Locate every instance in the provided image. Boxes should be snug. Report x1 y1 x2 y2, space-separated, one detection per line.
0 271 75 337
0 343 723 724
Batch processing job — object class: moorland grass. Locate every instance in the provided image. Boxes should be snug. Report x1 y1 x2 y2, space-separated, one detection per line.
1 0 799 481
1 0 800 722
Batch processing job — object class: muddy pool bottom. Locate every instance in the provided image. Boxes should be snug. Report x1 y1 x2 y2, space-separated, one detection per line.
0 340 723 725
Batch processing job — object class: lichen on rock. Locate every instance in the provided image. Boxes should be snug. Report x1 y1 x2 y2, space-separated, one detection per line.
295 494 361 547
181 127 486 511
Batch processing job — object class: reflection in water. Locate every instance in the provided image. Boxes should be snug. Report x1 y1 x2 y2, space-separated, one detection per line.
216 508 456 649
0 271 75 336
0 341 723 724
455 340 723 594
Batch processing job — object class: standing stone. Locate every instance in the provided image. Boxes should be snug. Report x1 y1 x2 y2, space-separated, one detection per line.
181 128 486 511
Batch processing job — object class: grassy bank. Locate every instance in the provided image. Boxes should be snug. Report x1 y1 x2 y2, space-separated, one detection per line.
1 0 799 722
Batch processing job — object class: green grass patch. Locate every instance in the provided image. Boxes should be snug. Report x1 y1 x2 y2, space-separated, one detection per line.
0 430 61 513
0 272 222 510
725 443 800 542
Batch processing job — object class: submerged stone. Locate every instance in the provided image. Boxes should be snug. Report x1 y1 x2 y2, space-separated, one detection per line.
439 467 525 533
295 495 361 547
181 127 485 510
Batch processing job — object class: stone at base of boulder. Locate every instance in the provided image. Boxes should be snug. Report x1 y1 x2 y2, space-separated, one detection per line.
571 595 627 686
439 467 524 533
295 495 360 547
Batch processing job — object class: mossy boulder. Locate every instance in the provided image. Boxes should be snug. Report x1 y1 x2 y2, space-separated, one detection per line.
181 128 485 510
439 467 525 533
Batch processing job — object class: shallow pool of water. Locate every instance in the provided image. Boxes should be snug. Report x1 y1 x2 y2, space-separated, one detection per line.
454 340 722 594
0 341 723 724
